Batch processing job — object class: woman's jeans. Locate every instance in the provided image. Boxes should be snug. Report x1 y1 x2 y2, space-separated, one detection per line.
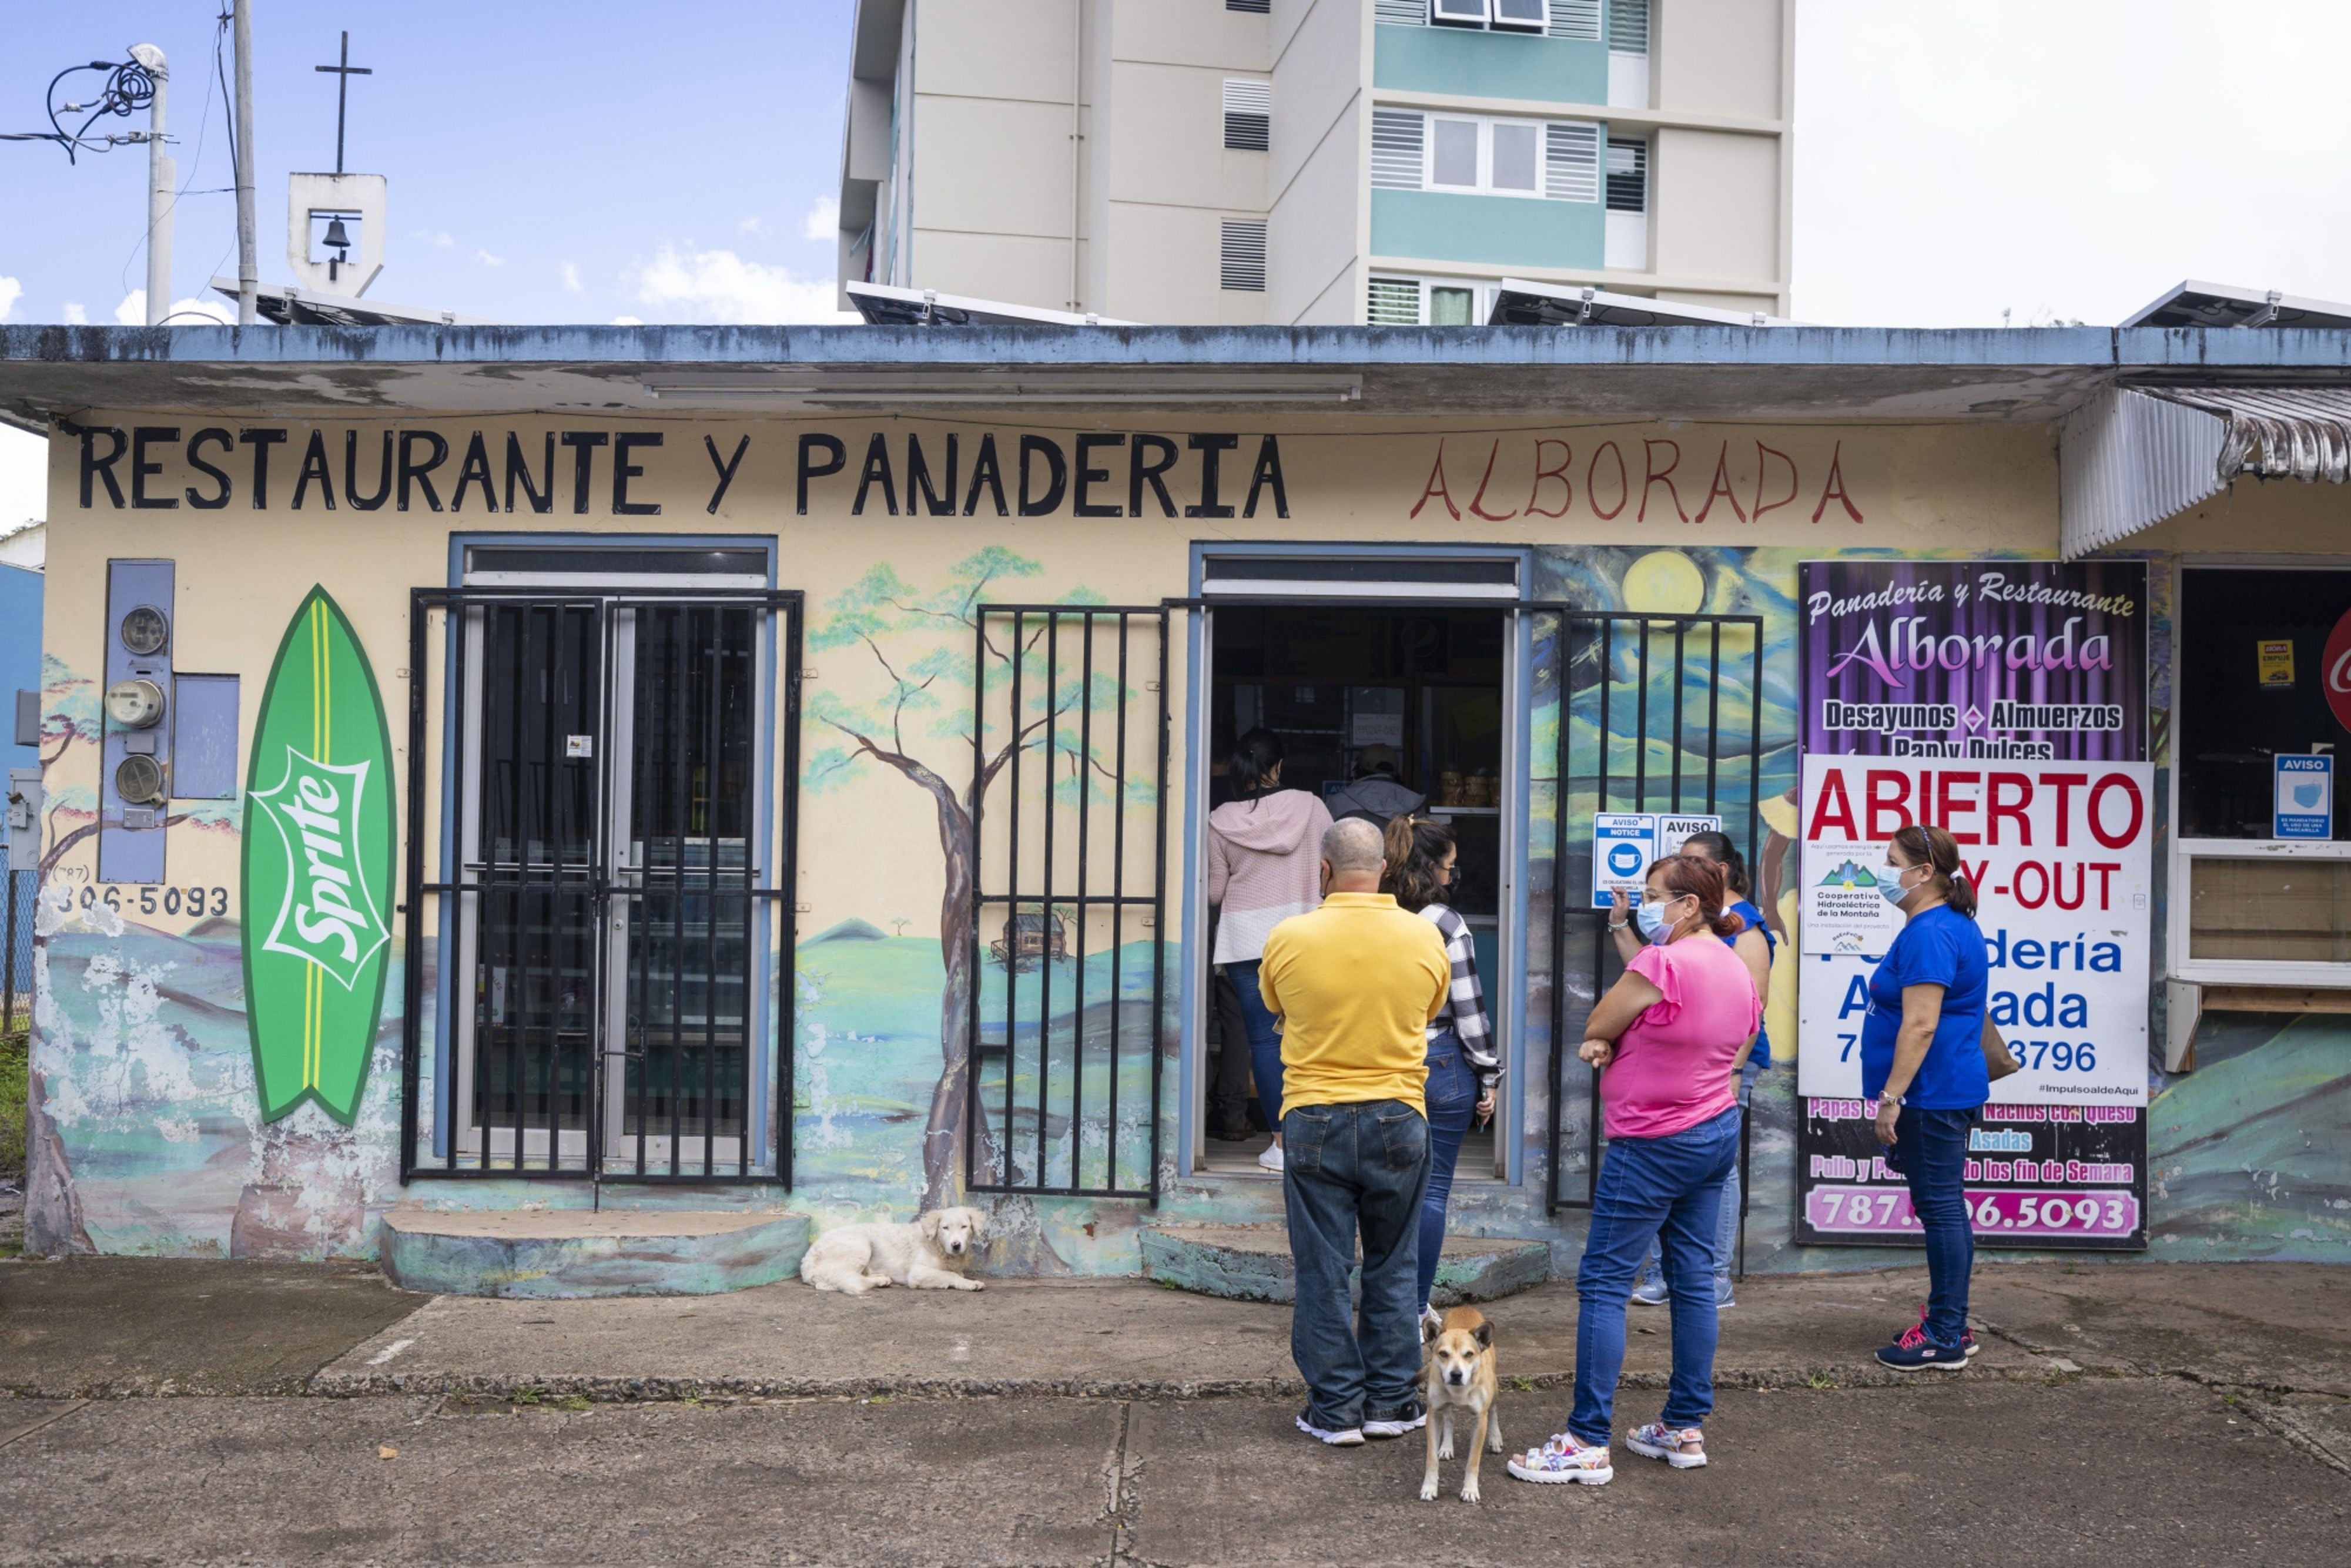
1571 1105 1742 1444
1633 1061 1759 1302
1282 1099 1431 1432
1225 960 1284 1134
1415 1030 1480 1312
1885 1103 1980 1348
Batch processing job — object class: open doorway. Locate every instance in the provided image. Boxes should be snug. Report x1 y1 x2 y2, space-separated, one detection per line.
1198 604 1508 1178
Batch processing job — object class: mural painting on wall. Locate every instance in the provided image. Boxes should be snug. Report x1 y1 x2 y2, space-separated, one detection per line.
801 548 1159 1271
242 587 396 1124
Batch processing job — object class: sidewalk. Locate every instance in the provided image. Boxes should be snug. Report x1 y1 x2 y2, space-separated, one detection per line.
6 1254 2347 1408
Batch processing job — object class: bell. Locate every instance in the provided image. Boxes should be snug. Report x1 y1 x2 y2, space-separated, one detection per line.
323 215 351 253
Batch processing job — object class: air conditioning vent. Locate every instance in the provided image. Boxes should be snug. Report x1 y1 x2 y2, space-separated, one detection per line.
1543 121 1600 203
1607 0 1649 51
1223 79 1271 152
1370 109 1426 190
1375 0 1427 22
1606 138 1647 212
1548 0 1601 38
1220 219 1267 292
1227 0 1271 11
1368 276 1421 325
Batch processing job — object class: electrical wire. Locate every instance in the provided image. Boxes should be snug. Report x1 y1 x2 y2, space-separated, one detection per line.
2 57 159 161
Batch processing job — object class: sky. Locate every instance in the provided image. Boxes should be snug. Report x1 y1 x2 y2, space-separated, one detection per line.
8 0 2351 525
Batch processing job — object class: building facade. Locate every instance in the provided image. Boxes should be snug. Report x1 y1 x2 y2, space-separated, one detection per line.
838 0 1793 325
4 323 2347 1286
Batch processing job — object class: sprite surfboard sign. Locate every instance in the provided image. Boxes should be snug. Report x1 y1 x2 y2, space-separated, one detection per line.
241 587 396 1124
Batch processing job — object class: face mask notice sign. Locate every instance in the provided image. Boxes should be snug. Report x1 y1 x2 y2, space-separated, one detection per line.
1794 559 2151 1251
1588 812 1719 907
2273 753 2333 840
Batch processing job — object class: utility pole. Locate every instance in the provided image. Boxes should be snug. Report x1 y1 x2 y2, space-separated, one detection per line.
129 43 172 325
233 2 258 326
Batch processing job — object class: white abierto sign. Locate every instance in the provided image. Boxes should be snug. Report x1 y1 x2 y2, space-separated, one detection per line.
1796 755 2153 1105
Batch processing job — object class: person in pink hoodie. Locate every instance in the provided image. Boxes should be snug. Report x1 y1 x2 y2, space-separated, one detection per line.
1208 728 1334 1173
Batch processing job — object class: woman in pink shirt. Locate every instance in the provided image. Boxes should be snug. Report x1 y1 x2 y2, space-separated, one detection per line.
1510 855 1758 1489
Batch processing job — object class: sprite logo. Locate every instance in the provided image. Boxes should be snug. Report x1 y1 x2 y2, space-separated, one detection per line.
250 747 389 990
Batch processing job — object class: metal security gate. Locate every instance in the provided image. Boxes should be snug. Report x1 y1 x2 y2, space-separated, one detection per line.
1537 609 1763 1215
400 588 801 1184
967 605 1168 1201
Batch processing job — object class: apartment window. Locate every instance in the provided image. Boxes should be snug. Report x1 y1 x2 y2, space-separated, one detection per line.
1385 1 1598 31
1379 111 1594 199
1223 80 1271 151
1227 0 1271 12
1221 219 1267 291
1605 138 1647 212
1368 274 1494 326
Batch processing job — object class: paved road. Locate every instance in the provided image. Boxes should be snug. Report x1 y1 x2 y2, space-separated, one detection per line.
2 1380 2342 1565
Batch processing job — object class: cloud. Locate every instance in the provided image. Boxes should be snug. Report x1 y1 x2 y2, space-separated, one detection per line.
113 290 235 326
62 302 88 324
0 425 43 530
561 261 584 296
475 250 507 268
421 230 454 248
739 215 765 236
610 315 645 326
0 276 21 321
628 244 851 324
801 196 840 243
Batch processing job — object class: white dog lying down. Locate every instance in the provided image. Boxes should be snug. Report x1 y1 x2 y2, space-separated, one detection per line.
799 1206 989 1295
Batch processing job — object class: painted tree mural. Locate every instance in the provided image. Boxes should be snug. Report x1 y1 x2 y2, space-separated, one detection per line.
806 547 1145 1231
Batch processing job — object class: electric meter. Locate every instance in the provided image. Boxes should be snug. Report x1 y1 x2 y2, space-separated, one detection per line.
105 678 166 729
119 605 168 656
115 753 165 805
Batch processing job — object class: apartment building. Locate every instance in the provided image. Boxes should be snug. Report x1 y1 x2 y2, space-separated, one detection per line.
836 0 1791 324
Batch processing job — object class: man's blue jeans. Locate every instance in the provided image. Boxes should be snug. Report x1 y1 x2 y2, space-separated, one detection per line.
1570 1105 1741 1445
1884 1103 1979 1348
1283 1099 1432 1432
1415 1031 1479 1313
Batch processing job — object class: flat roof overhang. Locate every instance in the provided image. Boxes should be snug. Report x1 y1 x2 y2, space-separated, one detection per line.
6 324 2351 431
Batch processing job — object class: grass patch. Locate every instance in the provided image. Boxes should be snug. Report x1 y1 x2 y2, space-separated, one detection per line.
0 1031 26 1180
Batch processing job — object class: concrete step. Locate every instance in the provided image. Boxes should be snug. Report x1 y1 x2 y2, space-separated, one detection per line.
380 1209 811 1299
1138 1223 1549 1306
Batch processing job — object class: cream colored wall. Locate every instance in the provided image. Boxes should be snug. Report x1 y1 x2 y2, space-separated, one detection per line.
1268 0 1368 325
2113 478 2351 557
1653 126 1783 294
46 412 2051 946
1655 0 1789 122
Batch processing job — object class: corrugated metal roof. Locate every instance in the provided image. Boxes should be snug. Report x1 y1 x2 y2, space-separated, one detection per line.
2059 388 2226 559
2149 385 2351 484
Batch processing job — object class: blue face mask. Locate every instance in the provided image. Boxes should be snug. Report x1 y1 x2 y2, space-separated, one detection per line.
1880 864 1912 906
1634 896 1682 943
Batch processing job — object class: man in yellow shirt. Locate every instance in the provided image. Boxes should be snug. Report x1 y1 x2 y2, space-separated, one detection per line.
1259 816 1451 1446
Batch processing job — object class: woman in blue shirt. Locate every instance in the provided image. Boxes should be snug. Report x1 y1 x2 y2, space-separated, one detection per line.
1866 823 1994 1372
1616 831 1774 1309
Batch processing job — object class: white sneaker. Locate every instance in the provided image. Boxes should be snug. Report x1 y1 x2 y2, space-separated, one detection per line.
1258 1143 1285 1172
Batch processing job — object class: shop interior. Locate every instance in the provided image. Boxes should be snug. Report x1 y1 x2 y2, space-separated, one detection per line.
1200 604 1508 1177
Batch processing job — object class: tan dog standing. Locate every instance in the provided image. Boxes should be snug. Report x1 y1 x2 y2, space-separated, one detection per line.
1421 1305 1503 1502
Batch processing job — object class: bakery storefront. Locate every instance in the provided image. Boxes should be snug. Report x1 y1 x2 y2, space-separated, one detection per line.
8 326 2349 1282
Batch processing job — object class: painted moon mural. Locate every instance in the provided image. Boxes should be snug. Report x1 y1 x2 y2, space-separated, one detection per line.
240 587 396 1125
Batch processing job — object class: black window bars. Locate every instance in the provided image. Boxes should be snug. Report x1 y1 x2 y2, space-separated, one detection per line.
398 587 802 1185
1537 608 1764 1216
966 605 1170 1202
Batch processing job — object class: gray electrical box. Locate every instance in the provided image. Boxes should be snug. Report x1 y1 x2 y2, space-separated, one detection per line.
8 766 41 873
170 674 240 800
13 690 35 748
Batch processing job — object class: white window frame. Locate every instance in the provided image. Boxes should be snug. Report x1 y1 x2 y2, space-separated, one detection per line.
1416 0 1562 31
2168 557 2351 987
1425 113 1544 199
1368 273 1500 326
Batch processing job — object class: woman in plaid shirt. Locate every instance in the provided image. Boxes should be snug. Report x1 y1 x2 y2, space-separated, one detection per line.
1381 814 1501 1325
